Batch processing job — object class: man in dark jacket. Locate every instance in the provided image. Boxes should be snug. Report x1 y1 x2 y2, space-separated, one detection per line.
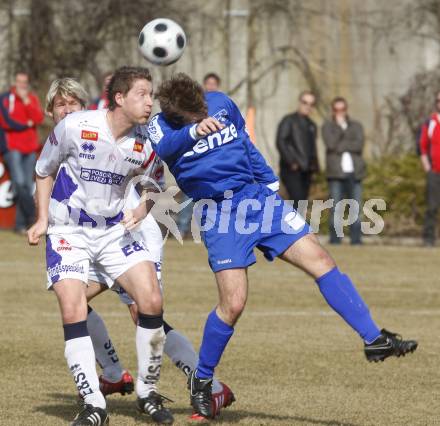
276 90 319 208
322 97 366 245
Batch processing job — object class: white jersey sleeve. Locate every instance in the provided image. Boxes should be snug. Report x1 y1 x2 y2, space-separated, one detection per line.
36 118 69 177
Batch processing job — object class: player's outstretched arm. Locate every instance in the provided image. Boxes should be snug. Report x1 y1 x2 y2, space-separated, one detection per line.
149 115 224 162
27 174 54 245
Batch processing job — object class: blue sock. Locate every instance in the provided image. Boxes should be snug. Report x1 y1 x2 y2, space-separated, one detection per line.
196 310 234 379
316 267 381 343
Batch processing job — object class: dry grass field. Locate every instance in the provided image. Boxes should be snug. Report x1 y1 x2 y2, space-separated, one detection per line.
0 231 438 425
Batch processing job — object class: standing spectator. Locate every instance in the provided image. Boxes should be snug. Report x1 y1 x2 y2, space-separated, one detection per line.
275 90 319 208
0 71 44 233
203 73 221 92
322 97 366 245
419 91 440 247
89 71 113 110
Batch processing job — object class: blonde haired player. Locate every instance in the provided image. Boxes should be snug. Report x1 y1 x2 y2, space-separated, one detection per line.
40 76 234 424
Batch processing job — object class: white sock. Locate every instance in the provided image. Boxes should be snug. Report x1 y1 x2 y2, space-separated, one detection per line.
65 336 106 409
164 329 222 393
87 308 124 382
136 325 165 398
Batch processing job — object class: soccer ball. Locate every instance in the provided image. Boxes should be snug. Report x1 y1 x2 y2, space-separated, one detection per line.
138 18 186 66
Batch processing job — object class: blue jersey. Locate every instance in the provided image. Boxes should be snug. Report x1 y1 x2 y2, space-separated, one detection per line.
147 91 278 201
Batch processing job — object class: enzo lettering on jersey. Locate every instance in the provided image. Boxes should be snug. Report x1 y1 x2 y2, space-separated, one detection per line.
183 123 238 157
80 167 124 186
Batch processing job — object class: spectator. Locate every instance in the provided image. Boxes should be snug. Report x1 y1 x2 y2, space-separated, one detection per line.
275 90 319 208
419 91 440 247
0 71 44 233
203 73 221 92
89 71 113 110
322 97 366 245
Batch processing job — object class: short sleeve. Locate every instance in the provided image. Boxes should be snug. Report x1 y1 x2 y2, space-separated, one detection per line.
35 118 68 177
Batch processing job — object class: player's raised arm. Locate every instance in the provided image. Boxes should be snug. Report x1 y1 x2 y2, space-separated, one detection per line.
148 114 223 163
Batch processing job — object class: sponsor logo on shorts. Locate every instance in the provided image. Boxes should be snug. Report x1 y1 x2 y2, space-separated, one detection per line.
80 167 124 186
217 258 232 265
81 130 98 141
48 264 85 278
121 241 145 256
57 238 72 251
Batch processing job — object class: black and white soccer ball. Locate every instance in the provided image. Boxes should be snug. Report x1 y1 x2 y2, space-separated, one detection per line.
138 18 186 66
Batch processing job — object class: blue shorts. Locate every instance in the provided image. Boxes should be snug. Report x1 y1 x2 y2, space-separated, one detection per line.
197 184 310 272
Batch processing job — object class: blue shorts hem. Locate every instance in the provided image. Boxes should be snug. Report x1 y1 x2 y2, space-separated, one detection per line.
263 228 310 261
210 259 257 272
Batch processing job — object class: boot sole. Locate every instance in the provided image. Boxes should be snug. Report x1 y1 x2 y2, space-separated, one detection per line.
366 342 418 362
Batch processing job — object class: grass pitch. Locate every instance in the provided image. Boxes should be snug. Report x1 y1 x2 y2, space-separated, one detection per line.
0 231 438 425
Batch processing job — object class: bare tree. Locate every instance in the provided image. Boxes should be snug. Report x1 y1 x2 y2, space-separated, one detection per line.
3 0 196 95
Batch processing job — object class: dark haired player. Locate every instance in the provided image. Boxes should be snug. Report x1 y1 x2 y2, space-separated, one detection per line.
147 73 418 420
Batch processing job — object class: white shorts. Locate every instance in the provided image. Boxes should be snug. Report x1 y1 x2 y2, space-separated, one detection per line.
88 259 163 305
46 224 154 290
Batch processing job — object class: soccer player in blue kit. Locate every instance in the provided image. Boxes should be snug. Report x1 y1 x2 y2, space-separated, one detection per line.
146 74 418 419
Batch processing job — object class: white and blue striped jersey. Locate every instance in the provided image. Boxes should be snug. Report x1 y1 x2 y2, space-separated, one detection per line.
36 109 164 234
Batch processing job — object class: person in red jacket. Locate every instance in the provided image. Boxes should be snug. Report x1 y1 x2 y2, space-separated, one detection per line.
419 91 440 246
89 71 113 110
1 72 44 232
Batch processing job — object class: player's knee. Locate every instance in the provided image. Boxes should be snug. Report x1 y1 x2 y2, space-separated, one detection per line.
137 291 163 315
316 248 336 270
62 302 86 324
223 298 246 323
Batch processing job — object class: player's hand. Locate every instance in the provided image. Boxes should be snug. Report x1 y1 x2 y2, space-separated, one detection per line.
122 206 147 231
27 218 48 246
196 117 224 137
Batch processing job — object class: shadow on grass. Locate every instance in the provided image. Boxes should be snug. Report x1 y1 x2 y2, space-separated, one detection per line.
35 393 358 426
